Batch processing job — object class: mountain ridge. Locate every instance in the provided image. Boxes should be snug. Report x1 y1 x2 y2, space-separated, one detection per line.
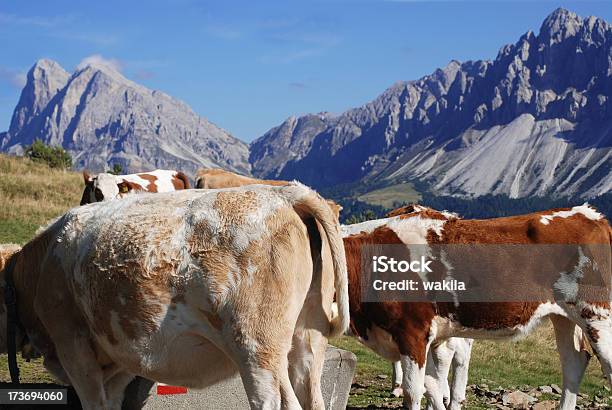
1 8 610 200
250 7 611 199
1 59 250 176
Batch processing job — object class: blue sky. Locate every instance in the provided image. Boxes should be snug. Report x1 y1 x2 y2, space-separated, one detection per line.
1 0 611 142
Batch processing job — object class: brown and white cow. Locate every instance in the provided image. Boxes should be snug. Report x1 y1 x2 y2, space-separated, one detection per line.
1 184 349 410
342 206 473 409
80 169 190 205
342 204 611 410
385 206 474 409
195 168 343 220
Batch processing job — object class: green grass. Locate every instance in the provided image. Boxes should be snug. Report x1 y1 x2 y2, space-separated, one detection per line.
357 183 421 209
0 357 58 384
331 323 612 408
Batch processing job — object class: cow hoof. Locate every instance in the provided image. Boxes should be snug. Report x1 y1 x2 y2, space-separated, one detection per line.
391 386 404 397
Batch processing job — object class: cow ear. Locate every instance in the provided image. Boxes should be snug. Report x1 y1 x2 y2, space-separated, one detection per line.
117 181 135 194
83 171 93 185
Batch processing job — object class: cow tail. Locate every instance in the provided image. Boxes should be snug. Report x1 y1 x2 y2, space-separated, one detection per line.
282 183 349 338
174 171 191 189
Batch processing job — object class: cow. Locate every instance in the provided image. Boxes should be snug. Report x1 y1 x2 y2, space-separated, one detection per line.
195 168 288 189
194 168 343 220
80 169 190 205
386 206 474 408
342 204 611 410
0 244 20 270
1 183 349 410
341 206 473 409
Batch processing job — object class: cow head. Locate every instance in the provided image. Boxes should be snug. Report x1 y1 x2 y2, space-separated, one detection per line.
80 172 138 205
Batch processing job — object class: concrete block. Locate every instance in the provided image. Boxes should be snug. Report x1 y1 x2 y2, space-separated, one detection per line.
123 346 357 410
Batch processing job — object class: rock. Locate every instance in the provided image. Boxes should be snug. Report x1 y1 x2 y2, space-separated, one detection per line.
501 390 536 409
377 374 388 379
533 400 557 410
550 384 562 394
538 385 553 394
528 388 542 397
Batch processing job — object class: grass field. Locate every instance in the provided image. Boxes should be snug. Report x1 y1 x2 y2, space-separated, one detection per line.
334 326 612 408
357 182 421 208
0 154 611 408
0 154 83 244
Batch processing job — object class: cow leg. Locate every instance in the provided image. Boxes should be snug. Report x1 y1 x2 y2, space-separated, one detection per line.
391 361 403 397
239 357 302 410
400 342 430 410
235 220 312 410
582 312 612 387
448 339 473 410
288 329 326 410
48 334 107 409
35 273 107 409
104 371 135 410
288 218 332 410
551 315 590 410
424 342 453 410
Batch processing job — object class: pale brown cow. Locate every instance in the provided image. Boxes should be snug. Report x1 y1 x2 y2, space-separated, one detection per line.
0 244 20 270
195 168 342 220
195 168 288 189
0 184 349 410
342 204 611 410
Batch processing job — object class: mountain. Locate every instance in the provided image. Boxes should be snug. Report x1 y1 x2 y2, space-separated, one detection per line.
1 59 250 176
250 8 612 199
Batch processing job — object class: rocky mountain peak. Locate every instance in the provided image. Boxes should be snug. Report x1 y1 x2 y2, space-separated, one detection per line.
539 8 583 45
250 8 612 199
2 59 250 175
9 59 70 135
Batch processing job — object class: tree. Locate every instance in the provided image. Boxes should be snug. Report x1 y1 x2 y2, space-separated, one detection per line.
25 140 72 170
109 163 123 175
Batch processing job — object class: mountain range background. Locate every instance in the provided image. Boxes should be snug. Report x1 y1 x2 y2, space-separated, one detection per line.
1 8 610 219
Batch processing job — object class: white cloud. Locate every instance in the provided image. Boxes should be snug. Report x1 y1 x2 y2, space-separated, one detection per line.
0 67 27 89
12 72 26 88
77 55 123 72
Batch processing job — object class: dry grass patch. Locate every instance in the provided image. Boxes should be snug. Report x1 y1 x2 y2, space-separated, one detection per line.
0 154 83 243
357 182 421 208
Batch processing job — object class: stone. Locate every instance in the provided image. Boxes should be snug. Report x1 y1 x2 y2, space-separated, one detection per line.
538 385 553 394
550 384 562 394
501 390 536 409
533 400 557 410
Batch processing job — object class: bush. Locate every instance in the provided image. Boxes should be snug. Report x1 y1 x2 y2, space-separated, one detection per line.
109 163 123 175
25 140 72 169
